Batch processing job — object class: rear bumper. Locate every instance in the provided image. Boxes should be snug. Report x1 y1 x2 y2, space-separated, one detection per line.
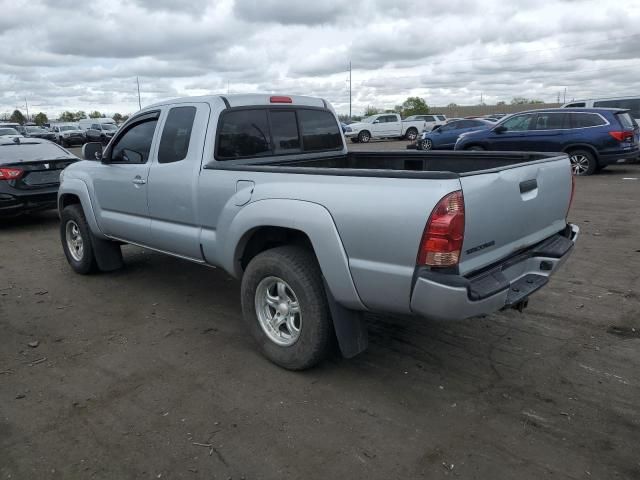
410 224 579 321
599 148 640 165
0 190 58 217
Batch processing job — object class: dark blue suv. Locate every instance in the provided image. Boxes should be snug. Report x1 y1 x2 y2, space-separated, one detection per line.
454 108 640 175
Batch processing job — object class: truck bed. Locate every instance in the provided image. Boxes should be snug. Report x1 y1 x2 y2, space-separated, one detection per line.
206 151 565 178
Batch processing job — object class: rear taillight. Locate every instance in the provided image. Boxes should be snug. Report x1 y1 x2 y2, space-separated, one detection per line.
609 130 634 142
270 96 292 103
567 167 576 218
417 190 465 267
0 167 23 181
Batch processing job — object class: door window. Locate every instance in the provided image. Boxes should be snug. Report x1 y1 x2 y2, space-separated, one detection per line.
565 102 586 107
217 109 271 159
422 116 435 122
158 106 197 163
571 113 607 128
531 113 568 130
501 114 533 131
110 119 158 164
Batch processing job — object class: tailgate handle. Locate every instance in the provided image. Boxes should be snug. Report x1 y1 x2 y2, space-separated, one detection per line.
519 179 538 194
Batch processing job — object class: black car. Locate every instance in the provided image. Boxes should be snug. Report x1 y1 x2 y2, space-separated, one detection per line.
16 125 56 141
0 137 77 217
85 122 118 144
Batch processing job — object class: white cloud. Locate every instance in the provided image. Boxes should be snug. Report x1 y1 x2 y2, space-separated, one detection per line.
0 0 639 118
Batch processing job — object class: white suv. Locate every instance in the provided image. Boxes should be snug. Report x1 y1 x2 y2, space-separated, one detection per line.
404 114 447 131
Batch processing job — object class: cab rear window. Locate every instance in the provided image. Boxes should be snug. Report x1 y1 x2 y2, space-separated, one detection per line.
216 107 342 160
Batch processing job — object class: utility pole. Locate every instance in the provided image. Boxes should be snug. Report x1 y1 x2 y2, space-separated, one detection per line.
136 77 142 110
480 92 483 105
348 61 352 119
227 80 230 94
563 87 567 104
24 98 29 122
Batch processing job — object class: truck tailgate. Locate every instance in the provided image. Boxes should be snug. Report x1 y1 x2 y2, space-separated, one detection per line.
458 156 572 275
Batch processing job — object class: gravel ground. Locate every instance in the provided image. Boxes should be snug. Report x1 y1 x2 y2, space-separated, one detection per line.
1 146 639 479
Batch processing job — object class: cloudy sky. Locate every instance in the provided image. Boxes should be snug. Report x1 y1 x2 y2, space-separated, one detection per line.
1 0 639 118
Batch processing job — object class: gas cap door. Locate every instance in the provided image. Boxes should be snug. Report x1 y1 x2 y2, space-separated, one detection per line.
234 180 255 206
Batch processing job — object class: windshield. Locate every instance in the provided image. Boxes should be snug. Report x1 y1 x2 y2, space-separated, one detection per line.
404 116 416 121
60 126 77 131
26 126 46 133
0 142 73 162
360 116 377 123
101 124 118 131
0 128 19 136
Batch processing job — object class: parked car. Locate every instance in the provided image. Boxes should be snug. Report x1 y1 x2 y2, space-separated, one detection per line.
58 94 578 370
414 119 493 150
344 113 426 142
78 118 118 130
454 108 640 175
51 124 86 147
562 96 640 124
404 114 447 131
0 137 77 217
0 127 23 140
16 125 56 141
84 122 118 144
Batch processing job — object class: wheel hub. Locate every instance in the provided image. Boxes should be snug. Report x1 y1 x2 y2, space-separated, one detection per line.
255 276 302 346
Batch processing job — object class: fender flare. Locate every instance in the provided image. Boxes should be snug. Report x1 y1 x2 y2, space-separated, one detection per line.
58 178 105 238
219 198 366 311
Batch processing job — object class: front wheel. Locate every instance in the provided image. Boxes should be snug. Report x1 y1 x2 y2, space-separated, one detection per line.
60 205 98 274
241 246 333 370
420 138 433 150
358 130 371 143
569 149 597 176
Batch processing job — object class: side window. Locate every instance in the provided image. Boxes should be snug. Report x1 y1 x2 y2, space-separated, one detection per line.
270 110 300 153
565 102 586 108
298 109 342 152
217 109 271 159
594 99 640 120
532 113 568 130
572 113 606 128
91 124 100 130
501 114 533 131
110 119 158 164
423 116 435 122
158 106 196 164
437 115 446 121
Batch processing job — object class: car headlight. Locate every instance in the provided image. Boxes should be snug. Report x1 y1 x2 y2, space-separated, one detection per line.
345 126 352 132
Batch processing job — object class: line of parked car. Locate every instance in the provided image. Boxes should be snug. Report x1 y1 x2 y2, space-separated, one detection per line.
0 118 120 148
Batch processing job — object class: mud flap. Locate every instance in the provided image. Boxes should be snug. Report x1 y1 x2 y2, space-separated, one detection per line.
324 280 369 358
90 234 124 272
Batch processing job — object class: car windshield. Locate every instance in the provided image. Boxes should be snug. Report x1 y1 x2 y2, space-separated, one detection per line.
26 126 46 133
0 128 19 135
360 116 377 123
0 142 72 162
101 124 117 131
60 126 77 131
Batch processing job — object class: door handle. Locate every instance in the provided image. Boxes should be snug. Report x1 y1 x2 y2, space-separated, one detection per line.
132 177 146 185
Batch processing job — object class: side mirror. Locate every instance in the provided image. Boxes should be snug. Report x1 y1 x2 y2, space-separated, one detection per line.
373 120 380 124
82 142 104 161
493 125 507 134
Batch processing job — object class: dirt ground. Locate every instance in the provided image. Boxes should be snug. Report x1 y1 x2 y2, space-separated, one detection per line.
1 144 639 479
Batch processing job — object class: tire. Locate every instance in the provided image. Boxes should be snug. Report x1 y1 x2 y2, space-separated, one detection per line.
350 138 359 143
420 138 433 150
241 246 333 370
60 205 98 274
358 130 371 143
405 128 418 141
465 145 485 151
568 149 597 176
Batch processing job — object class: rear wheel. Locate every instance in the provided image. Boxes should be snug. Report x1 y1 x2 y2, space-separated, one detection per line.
241 246 333 370
60 205 97 274
358 130 371 143
405 128 418 141
420 138 433 150
568 149 597 176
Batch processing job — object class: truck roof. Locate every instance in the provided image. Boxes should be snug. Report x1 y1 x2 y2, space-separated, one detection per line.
144 94 329 111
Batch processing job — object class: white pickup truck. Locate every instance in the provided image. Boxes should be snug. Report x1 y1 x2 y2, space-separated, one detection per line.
345 113 426 143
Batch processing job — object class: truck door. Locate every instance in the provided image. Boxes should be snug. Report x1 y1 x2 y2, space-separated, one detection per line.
91 111 160 244
146 103 210 260
384 114 402 136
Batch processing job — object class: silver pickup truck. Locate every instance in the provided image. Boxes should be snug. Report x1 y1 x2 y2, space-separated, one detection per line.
58 94 578 369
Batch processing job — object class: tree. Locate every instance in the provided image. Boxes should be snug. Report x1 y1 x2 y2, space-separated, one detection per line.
34 112 48 126
10 109 25 125
74 111 87 120
59 111 75 122
511 97 544 105
497 101 506 106
112 113 124 123
447 103 458 108
363 105 380 116
121 115 129 122
89 111 104 118
337 114 351 123
401 97 429 117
